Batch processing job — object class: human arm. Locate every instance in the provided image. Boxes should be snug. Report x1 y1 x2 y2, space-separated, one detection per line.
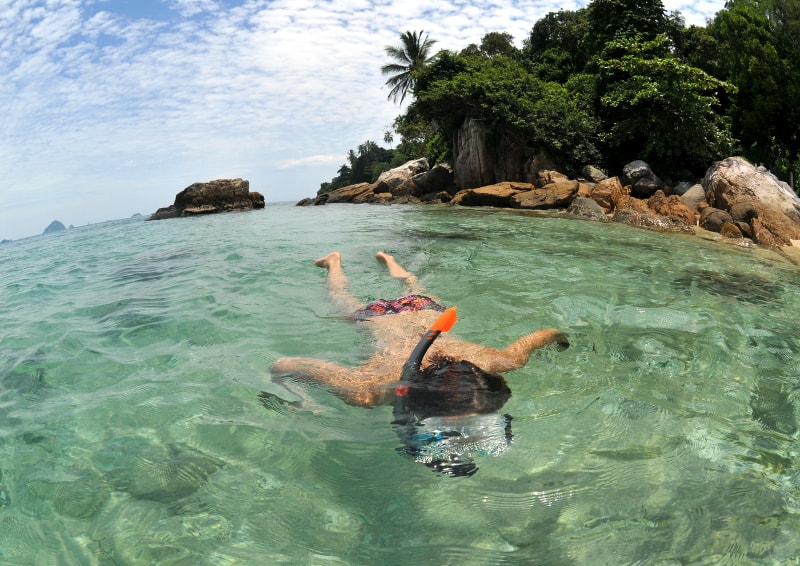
270 357 391 407
442 328 569 374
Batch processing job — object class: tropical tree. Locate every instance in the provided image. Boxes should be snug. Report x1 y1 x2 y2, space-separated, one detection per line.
410 51 601 172
597 34 735 174
381 30 438 104
587 0 669 50
522 8 591 81
318 141 396 194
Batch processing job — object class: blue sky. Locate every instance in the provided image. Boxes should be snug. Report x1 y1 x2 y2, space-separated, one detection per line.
1 0 725 240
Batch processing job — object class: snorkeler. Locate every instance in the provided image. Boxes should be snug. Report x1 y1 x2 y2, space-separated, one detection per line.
272 251 568 405
270 251 569 475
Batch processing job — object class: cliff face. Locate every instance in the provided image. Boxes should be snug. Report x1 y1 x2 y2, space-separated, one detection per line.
452 118 494 189
452 118 542 189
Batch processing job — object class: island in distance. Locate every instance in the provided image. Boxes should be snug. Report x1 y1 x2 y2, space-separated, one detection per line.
43 220 66 234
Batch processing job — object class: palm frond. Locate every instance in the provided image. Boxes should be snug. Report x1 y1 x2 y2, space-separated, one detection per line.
381 29 438 104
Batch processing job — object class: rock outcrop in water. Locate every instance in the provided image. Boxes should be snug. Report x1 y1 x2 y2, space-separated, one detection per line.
148 178 265 220
301 156 800 252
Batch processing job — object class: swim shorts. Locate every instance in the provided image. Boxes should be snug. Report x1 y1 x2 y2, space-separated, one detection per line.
351 294 445 321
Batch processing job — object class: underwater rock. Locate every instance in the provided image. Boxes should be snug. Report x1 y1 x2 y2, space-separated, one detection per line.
750 379 798 435
98 439 223 504
52 471 110 519
2 365 47 394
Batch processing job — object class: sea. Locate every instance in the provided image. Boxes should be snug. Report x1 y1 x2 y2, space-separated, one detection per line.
1 202 800 564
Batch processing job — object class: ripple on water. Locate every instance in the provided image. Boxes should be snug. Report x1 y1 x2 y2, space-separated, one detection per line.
3 206 800 563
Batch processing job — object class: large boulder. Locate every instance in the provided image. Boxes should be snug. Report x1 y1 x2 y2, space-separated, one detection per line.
703 157 800 248
322 183 373 204
589 177 628 213
512 180 579 210
373 158 429 196
567 196 608 221
302 159 455 206
680 184 707 211
533 169 569 188
622 160 664 198
612 194 692 232
413 163 455 194
700 207 735 233
582 165 608 183
450 182 530 207
647 190 698 226
149 178 264 220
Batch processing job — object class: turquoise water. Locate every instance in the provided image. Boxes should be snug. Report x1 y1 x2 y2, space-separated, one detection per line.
2 202 800 564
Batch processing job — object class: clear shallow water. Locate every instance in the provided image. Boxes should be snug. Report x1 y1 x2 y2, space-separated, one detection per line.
1 203 800 564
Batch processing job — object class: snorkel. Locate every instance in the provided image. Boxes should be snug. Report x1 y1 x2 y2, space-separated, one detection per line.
392 307 513 477
396 306 458 396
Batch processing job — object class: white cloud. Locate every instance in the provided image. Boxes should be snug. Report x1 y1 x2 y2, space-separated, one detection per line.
278 155 344 169
0 0 726 240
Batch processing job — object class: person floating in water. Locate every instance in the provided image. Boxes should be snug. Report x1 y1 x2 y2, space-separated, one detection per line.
270 251 569 476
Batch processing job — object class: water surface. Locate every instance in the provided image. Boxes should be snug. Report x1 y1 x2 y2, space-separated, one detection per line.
1 203 799 564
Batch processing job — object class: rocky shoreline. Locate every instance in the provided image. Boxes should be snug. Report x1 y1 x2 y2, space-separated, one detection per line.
298 156 800 258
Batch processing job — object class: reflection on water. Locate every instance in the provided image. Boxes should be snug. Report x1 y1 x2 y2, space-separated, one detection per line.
0 205 800 563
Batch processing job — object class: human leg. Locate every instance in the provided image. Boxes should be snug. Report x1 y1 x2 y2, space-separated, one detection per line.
375 251 422 295
314 252 362 313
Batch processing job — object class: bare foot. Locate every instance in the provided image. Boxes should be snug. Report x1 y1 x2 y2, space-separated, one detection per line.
375 251 392 265
376 251 413 280
315 251 341 269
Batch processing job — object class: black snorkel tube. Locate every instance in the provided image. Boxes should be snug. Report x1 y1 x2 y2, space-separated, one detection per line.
395 306 458 400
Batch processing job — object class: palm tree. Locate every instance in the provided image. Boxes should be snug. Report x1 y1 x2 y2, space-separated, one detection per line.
381 30 438 104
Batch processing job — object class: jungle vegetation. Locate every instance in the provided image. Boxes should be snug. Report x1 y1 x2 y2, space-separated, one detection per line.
320 0 800 195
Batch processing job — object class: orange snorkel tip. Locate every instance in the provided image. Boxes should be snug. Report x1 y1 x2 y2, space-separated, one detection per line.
429 306 458 333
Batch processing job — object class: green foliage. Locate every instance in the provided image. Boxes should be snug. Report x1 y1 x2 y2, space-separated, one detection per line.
479 32 517 57
410 52 601 171
317 141 397 195
461 32 518 58
424 134 451 164
587 0 670 50
320 0 800 194
381 30 438 104
684 0 800 185
597 35 736 174
392 111 439 165
522 9 590 82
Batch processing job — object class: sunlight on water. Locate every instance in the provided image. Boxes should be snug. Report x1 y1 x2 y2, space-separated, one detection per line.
1 203 800 564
